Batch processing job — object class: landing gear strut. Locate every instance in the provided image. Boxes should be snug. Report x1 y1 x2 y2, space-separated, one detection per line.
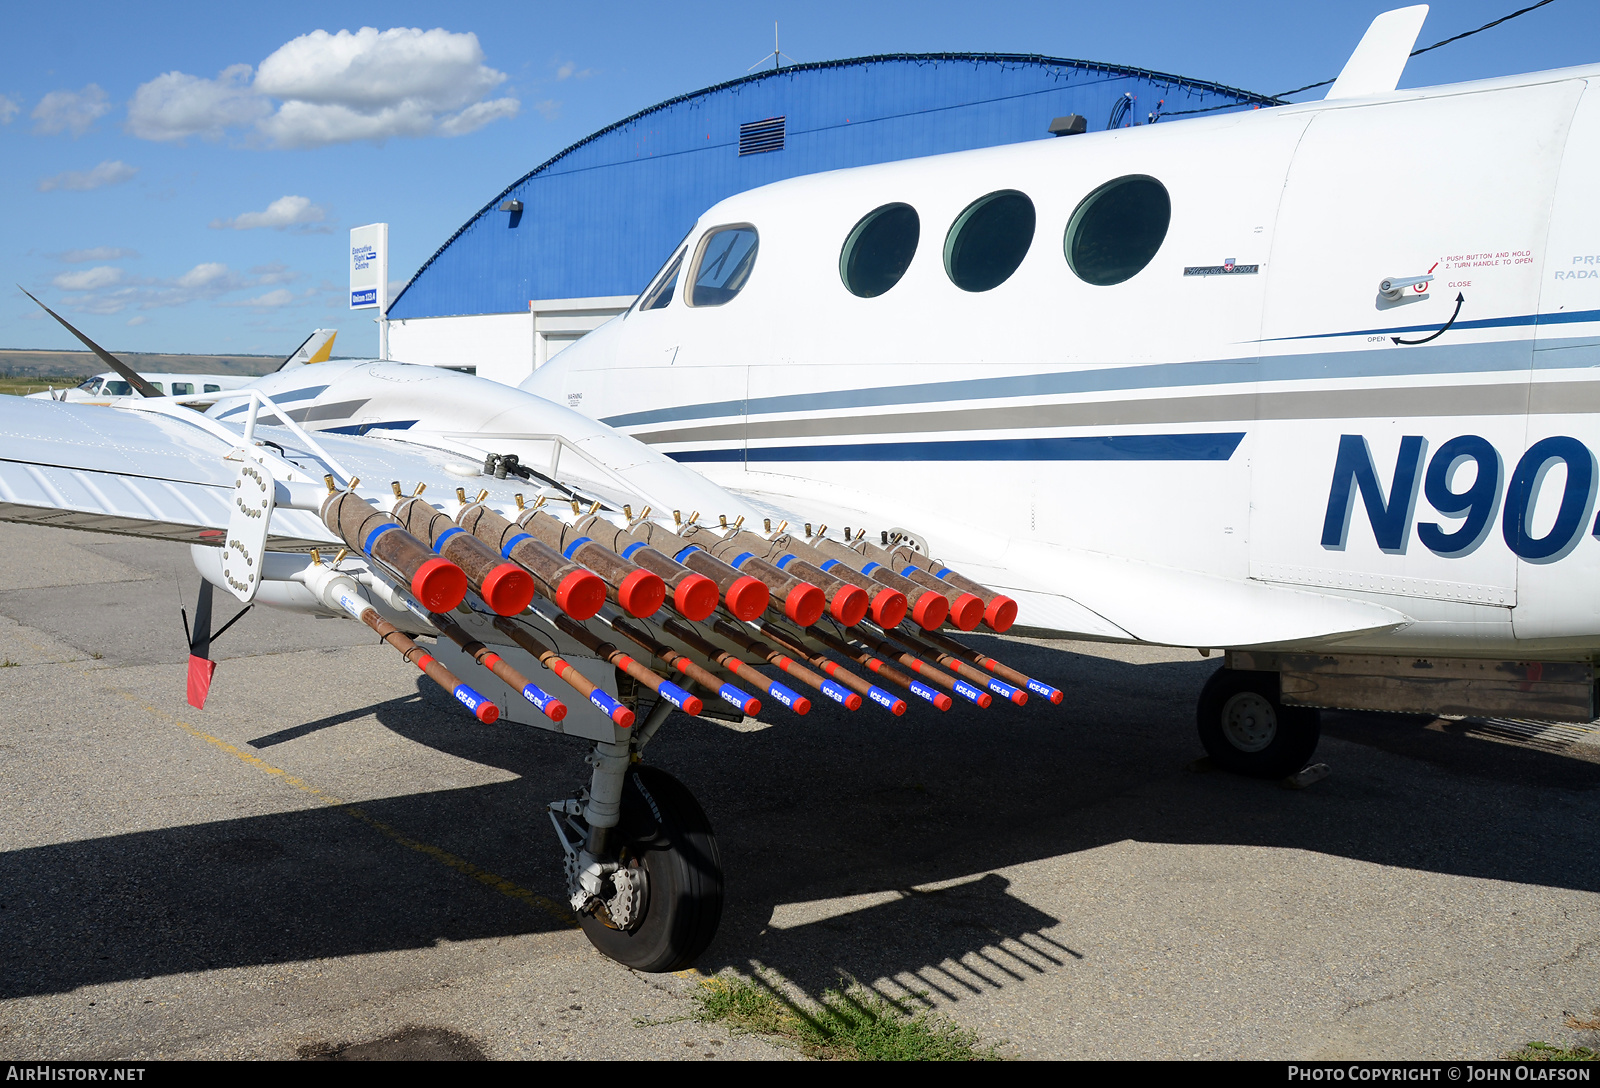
550 707 723 971
1196 666 1321 778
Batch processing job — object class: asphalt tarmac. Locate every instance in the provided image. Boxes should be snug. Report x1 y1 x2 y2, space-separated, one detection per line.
1 519 1597 1061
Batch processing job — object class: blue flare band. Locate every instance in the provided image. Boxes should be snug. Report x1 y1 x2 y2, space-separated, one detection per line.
562 536 592 560
361 522 397 555
501 532 532 558
622 542 647 559
657 680 695 710
909 680 943 705
820 678 851 705
953 679 985 703
867 686 898 710
718 682 752 710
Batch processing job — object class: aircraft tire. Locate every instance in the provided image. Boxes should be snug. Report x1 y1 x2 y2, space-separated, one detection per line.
1196 666 1320 779
579 765 724 972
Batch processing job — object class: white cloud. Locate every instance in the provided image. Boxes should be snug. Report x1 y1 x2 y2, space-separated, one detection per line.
52 266 124 290
126 27 520 149
0 95 19 124
52 260 309 316
32 84 110 136
126 316 148 326
37 160 138 193
220 288 300 309
126 64 268 142
60 246 139 263
554 61 593 81
210 194 329 231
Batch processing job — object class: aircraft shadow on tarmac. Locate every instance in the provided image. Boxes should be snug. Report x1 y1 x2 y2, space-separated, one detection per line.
2 640 1597 1002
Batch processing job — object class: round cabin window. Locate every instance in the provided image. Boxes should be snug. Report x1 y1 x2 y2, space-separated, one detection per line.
943 190 1035 293
840 203 920 298
1064 175 1170 286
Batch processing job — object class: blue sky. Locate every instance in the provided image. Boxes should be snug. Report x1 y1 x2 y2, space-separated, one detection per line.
3 0 1595 358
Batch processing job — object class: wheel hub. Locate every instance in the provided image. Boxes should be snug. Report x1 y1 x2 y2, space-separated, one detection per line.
604 863 647 931
1220 691 1277 752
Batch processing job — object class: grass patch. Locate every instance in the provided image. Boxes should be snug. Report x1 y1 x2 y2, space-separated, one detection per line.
0 659 16 668
684 975 1003 1061
0 376 86 398
1506 1041 1597 1061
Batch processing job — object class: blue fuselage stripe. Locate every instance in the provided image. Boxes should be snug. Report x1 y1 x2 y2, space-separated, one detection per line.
668 433 1246 463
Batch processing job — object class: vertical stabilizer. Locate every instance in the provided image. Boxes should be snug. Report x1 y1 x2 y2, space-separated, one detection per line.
1326 5 1428 101
278 329 338 370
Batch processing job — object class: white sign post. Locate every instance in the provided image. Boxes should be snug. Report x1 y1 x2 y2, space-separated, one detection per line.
349 223 389 360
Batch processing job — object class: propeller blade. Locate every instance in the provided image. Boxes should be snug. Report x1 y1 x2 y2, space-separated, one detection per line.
16 286 164 399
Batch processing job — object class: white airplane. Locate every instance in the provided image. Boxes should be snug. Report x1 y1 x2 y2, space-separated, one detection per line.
26 328 338 405
0 6 1592 972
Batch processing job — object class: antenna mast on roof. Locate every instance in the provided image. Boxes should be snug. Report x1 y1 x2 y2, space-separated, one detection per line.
748 23 798 72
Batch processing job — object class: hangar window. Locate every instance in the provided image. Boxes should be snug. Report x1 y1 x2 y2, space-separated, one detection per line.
638 247 686 312
688 225 759 307
1065 175 1170 286
944 190 1035 292
840 203 920 298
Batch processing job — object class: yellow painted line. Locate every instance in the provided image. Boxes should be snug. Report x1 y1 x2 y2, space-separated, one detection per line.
126 693 576 927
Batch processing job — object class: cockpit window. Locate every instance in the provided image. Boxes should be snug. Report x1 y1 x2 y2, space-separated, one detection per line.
105 381 132 396
77 377 100 392
1065 175 1170 286
840 203 920 298
688 225 759 307
638 247 685 312
944 191 1035 292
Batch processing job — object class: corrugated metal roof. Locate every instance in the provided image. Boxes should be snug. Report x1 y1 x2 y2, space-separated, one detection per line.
388 53 1274 320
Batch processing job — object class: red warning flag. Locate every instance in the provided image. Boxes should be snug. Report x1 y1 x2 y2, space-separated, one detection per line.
187 655 217 709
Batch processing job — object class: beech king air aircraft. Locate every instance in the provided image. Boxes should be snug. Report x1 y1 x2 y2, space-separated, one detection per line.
2 6 1596 971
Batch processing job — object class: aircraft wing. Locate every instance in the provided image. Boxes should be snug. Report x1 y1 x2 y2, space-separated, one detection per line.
730 477 1411 649
0 396 518 551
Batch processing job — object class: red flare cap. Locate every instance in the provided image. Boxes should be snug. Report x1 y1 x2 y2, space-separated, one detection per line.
976 691 993 709
783 582 826 627
1010 688 1029 706
725 575 769 620
617 567 666 618
681 693 704 716
480 562 536 616
673 573 719 621
843 692 863 711
546 701 569 722
890 699 907 716
412 557 468 612
611 705 637 728
828 584 869 627
791 695 812 715
476 702 500 724
555 569 606 620
983 595 1018 633
934 692 954 712
948 592 984 631
1048 688 1065 706
743 696 762 715
910 590 949 631
869 587 908 629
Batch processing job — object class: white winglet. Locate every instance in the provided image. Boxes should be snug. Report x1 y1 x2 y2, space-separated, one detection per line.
1326 5 1428 100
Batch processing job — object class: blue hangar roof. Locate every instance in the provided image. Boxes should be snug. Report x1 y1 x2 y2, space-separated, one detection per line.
388 53 1274 320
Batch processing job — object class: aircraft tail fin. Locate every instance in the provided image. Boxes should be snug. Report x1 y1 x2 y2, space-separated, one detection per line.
1326 5 1428 100
277 328 338 371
